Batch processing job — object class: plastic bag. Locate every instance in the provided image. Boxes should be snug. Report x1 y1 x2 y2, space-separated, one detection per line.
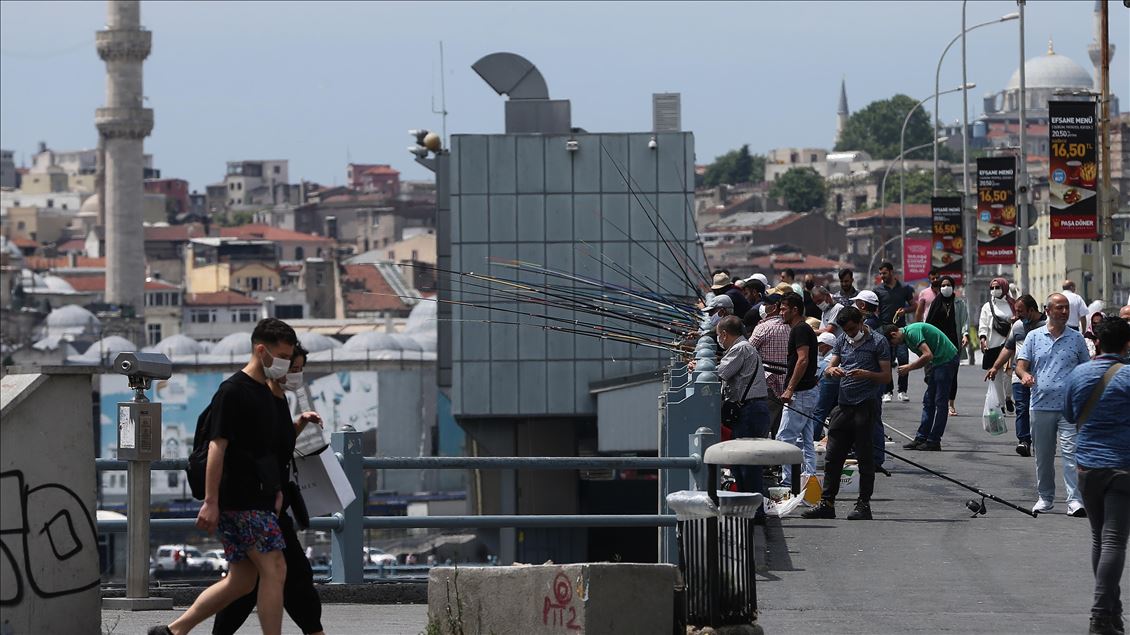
982 385 1008 436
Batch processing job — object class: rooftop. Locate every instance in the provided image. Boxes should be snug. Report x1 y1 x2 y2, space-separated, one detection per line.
219 224 334 244
59 275 180 293
183 290 261 307
342 264 413 313
846 203 931 222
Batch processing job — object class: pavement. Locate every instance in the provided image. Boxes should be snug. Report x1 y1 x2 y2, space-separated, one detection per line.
103 364 1127 634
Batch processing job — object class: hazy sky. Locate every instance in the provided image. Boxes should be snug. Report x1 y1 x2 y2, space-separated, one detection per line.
1 1 1126 191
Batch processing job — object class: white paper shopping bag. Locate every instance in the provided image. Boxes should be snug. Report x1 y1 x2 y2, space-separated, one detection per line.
293 446 357 518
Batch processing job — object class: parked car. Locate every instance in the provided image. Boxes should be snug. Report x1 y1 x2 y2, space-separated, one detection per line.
363 547 397 566
201 549 229 572
153 544 207 571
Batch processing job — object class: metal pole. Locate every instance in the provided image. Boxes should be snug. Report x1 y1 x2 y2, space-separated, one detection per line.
1017 1 1030 294
880 140 934 272
1099 0 1112 305
330 427 363 583
901 89 964 273
125 460 150 598
961 0 974 295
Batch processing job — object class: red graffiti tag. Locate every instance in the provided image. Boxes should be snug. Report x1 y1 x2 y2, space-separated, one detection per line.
541 572 581 630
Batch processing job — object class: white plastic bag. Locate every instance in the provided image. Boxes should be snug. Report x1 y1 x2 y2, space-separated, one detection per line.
982 385 1008 436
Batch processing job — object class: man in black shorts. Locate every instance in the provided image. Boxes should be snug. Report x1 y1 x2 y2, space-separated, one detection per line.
151 319 317 635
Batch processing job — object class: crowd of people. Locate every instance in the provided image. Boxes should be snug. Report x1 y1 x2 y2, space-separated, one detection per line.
699 265 1129 634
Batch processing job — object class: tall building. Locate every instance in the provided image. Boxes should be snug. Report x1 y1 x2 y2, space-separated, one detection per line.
95 0 153 312
1087 0 1116 94
836 78 849 144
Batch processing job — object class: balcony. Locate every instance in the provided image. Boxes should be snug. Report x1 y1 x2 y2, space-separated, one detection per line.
95 29 151 61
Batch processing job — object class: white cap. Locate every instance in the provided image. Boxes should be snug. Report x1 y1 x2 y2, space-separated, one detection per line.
749 273 769 286
852 290 880 306
817 332 837 347
706 294 734 312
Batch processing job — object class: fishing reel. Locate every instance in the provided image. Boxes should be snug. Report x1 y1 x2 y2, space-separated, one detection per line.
966 497 987 518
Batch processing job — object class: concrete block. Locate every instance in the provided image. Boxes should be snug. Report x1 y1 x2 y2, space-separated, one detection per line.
427 563 677 634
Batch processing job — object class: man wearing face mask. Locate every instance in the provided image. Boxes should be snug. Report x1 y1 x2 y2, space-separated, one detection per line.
986 294 1045 457
154 319 322 635
703 294 733 341
812 286 843 337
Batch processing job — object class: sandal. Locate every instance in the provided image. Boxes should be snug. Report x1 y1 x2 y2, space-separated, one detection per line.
948 406 958 416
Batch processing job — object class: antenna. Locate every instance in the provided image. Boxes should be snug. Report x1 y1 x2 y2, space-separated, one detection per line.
431 41 448 148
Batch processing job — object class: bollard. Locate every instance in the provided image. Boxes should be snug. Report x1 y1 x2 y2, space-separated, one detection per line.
688 427 714 492
330 427 364 584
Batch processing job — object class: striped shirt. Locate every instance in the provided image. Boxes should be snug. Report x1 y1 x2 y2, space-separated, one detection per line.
751 315 790 396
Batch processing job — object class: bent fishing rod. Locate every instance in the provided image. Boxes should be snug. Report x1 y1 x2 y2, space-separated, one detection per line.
752 390 1037 518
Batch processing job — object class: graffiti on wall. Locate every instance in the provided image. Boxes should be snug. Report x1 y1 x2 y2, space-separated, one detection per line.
0 470 99 606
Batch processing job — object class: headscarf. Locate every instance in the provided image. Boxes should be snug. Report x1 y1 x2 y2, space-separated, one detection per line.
990 277 1015 316
1086 310 1105 339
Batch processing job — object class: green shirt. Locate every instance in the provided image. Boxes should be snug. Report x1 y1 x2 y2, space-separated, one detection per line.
903 322 958 366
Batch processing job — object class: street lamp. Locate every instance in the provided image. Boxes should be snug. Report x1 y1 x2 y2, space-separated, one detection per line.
933 11 1019 192
900 85 973 271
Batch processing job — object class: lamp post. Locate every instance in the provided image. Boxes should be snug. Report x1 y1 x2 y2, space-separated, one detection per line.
1017 1 1030 295
933 11 1019 192
877 137 946 266
900 85 972 272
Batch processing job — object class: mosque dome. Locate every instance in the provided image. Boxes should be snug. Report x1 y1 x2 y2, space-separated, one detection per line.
343 332 403 352
296 332 342 353
74 335 136 364
79 193 100 217
39 275 76 293
145 334 203 357
45 304 100 330
1006 41 1092 91
210 332 253 356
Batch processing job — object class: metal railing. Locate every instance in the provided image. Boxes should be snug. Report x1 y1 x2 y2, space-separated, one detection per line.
95 428 711 585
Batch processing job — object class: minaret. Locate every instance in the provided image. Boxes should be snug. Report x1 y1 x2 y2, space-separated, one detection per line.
1087 0 1114 93
95 0 152 313
836 78 849 144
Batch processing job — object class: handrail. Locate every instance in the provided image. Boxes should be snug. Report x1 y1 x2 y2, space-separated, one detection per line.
95 456 699 472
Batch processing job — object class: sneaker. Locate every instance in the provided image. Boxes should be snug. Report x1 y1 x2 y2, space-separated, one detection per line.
1015 441 1032 457
1032 498 1055 514
147 627 174 635
903 438 926 450
800 502 836 519
882 393 892 403
1067 501 1088 518
898 392 910 402
923 441 942 451
1088 616 1121 635
847 502 873 520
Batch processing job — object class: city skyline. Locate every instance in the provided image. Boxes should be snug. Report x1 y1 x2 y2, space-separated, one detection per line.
1 1 1125 190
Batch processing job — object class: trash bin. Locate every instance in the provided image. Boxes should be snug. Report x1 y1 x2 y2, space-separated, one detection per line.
668 490 762 627
667 438 803 628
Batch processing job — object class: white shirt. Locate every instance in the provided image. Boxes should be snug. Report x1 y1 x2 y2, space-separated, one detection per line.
1062 289 1088 330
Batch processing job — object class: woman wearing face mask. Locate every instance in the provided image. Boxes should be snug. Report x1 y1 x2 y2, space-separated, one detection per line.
212 343 327 635
927 277 968 416
978 277 1015 415
1085 310 1106 358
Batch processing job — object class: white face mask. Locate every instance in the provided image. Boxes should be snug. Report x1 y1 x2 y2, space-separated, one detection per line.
818 301 831 311
991 289 1003 299
283 371 304 391
940 286 954 298
850 330 866 343
261 348 291 380
759 305 768 318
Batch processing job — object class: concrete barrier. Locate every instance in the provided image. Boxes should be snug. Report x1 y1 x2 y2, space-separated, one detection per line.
427 563 677 634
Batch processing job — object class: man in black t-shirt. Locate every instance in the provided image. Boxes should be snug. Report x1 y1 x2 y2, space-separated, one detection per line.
153 318 321 635
774 293 820 486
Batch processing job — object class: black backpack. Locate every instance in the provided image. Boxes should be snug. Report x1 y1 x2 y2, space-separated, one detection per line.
186 404 213 500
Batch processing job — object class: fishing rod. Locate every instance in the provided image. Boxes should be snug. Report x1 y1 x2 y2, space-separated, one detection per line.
574 240 681 300
436 317 684 354
375 291 694 344
597 145 708 302
600 143 713 288
758 393 1036 518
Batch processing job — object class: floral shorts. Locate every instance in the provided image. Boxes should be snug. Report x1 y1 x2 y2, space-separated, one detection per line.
217 510 286 563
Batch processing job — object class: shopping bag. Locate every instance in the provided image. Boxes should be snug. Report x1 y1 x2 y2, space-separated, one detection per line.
982 385 1008 436
292 446 357 518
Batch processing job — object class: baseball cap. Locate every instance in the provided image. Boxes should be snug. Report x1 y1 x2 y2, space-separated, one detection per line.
762 293 783 304
706 294 734 312
749 273 769 286
852 290 880 306
817 332 837 347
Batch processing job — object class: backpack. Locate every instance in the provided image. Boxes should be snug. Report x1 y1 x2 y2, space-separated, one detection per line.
186 404 213 500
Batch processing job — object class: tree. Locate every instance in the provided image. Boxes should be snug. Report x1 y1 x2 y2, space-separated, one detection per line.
703 144 766 187
883 169 959 205
770 167 826 212
835 94 957 161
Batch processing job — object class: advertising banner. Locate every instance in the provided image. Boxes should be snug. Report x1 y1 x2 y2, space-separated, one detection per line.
1048 101 1098 239
903 237 932 282
976 157 1017 265
931 196 964 285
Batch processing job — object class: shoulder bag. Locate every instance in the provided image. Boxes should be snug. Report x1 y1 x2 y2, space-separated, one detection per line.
1074 363 1124 430
721 351 758 427
989 300 1012 338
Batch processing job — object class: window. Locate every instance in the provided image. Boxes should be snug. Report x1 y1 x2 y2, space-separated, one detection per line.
16 221 25 231
190 309 216 323
148 323 162 345
229 183 235 191
1084 243 1093 255
1114 243 1123 256
411 250 419 261
294 246 304 260
249 277 261 291
273 166 281 175
167 472 178 488
809 154 818 163
61 204 68 210
388 250 395 259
